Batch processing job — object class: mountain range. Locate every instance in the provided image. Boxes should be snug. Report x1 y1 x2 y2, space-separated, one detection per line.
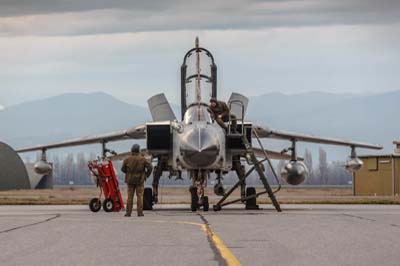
248 91 399 152
0 91 398 161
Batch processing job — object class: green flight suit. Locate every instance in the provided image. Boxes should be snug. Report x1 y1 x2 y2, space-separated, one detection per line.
121 152 153 216
208 100 237 132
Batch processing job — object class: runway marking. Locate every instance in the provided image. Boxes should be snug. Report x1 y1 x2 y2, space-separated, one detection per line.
199 223 241 266
86 217 241 266
19 213 241 265
0 214 60 234
125 218 241 266
198 214 241 266
342 213 376 222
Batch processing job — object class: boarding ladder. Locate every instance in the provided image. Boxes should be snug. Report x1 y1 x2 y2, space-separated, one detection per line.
213 101 282 212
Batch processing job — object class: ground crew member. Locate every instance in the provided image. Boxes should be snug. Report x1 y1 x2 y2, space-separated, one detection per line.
208 98 237 132
121 144 153 217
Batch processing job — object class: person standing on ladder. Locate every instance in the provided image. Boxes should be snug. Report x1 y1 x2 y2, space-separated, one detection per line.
122 144 153 217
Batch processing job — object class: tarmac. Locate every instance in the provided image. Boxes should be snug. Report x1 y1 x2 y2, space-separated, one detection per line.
1 204 400 266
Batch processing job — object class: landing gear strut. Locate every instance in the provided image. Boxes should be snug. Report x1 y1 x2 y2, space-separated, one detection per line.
152 156 169 204
213 170 225 196
190 170 209 212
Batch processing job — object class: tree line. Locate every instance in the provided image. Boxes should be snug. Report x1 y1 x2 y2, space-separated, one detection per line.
25 147 352 186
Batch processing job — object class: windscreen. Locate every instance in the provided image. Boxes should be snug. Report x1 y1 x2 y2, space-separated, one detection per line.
183 105 212 124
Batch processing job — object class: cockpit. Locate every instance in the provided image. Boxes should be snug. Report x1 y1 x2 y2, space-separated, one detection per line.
181 38 217 124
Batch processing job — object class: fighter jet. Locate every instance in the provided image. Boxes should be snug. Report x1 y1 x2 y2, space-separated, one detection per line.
16 37 382 212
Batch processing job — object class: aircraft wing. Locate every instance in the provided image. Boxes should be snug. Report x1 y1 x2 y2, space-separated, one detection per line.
108 149 152 161
16 125 146 153
252 147 302 161
108 148 297 161
253 125 382 150
108 151 132 161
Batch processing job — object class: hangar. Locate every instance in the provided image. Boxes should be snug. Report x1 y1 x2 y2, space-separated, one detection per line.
0 142 31 190
354 141 400 196
0 142 53 190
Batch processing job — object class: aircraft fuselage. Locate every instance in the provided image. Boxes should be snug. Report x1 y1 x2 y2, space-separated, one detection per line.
172 106 229 171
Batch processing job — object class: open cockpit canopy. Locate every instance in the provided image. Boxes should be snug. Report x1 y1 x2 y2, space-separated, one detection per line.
181 43 217 120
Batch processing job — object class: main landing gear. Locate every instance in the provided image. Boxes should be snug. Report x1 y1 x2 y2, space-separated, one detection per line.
143 187 153 211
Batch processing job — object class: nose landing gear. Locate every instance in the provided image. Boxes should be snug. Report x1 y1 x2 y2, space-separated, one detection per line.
190 170 209 212
190 186 209 212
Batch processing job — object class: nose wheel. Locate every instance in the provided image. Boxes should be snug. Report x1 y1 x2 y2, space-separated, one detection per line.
189 186 209 212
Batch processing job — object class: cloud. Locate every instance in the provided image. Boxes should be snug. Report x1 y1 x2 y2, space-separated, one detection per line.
0 0 174 17
1 25 399 106
0 1 399 106
0 1 400 36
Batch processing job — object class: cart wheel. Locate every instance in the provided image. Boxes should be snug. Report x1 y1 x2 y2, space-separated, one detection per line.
143 187 153 210
103 198 114 212
245 187 258 209
89 198 101 212
190 186 199 212
203 196 209 212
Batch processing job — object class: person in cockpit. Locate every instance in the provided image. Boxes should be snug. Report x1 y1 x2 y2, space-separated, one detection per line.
208 98 237 133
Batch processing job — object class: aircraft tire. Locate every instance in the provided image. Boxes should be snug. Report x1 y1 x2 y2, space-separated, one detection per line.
190 186 198 212
245 187 257 208
143 187 153 210
203 196 209 211
89 198 101 212
103 198 114 212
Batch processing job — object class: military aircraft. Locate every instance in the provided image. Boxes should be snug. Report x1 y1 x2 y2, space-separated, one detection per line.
17 37 382 212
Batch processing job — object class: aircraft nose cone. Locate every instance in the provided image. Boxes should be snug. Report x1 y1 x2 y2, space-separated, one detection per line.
181 127 220 168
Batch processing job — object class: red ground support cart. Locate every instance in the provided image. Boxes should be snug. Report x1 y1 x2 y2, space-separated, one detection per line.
88 158 125 212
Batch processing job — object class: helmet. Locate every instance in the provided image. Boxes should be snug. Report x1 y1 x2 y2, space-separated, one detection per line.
131 144 140 153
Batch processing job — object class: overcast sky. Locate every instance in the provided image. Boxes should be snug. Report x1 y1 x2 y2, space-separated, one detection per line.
0 0 399 107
